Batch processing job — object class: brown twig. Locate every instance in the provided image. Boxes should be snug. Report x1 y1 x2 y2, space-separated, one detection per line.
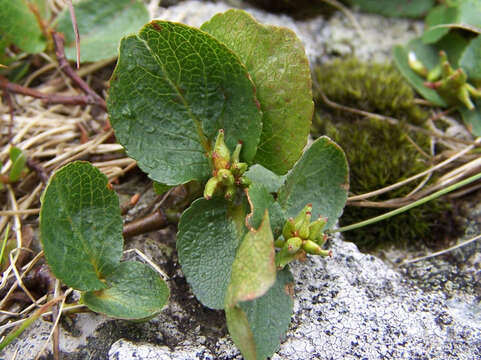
51 32 106 111
26 158 49 183
0 75 95 106
66 0 81 69
123 209 169 239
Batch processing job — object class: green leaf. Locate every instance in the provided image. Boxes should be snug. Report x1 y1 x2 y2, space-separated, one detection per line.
392 43 447 107
201 9 313 175
108 21 262 186
459 36 481 81
244 164 286 194
177 198 245 309
55 0 149 62
349 0 435 18
153 182 173 196
423 5 458 44
246 183 275 229
278 136 349 230
225 211 276 307
82 261 169 320
0 0 46 53
423 0 481 44
40 161 123 291
225 268 294 360
8 147 27 183
436 32 470 69
245 183 286 238
460 100 481 136
456 0 481 30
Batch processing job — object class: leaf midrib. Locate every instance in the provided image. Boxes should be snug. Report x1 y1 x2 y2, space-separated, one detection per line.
137 30 211 155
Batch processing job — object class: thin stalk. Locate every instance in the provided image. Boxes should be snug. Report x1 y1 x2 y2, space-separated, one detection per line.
330 171 481 233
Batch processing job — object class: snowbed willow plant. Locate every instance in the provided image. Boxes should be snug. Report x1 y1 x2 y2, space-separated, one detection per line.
39 10 349 359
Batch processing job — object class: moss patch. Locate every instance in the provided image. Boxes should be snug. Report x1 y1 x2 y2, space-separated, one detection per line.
312 58 461 250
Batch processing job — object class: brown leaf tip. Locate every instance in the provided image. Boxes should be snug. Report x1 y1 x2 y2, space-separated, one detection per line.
151 22 163 31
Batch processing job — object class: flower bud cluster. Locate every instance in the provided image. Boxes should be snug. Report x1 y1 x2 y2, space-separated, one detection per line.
275 203 331 269
203 129 251 200
410 50 481 110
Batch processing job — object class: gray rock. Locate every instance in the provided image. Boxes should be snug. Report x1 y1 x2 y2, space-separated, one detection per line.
107 235 481 360
152 0 423 64
3 234 480 359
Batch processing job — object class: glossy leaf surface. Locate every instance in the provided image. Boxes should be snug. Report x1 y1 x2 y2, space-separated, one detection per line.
55 0 149 62
202 10 313 175
278 136 349 230
40 162 123 291
82 261 169 319
108 21 262 186
244 164 286 194
225 268 294 360
0 0 46 53
226 211 276 307
177 198 245 309
459 36 481 81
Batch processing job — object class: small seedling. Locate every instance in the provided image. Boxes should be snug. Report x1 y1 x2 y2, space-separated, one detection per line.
0 147 28 189
38 9 349 360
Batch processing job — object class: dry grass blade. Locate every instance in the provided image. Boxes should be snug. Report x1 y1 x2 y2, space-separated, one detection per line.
400 233 481 265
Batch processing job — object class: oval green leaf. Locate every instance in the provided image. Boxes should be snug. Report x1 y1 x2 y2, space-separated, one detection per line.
8 146 27 183
225 268 294 360
244 164 286 194
82 261 169 320
278 136 349 230
201 9 313 175
349 0 434 18
40 161 123 291
245 183 286 238
0 0 46 53
459 35 481 81
226 211 276 307
108 21 262 186
392 42 447 107
55 0 149 62
422 5 458 44
177 198 245 309
460 100 481 136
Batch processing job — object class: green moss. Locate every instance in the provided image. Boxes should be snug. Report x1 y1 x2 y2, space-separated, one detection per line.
313 57 427 126
312 58 461 250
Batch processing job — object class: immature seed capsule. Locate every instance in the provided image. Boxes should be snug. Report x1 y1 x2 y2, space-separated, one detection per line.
282 217 296 240
231 162 248 177
204 176 221 200
298 212 311 239
212 129 230 170
308 216 328 242
294 204 312 231
232 142 242 164
224 184 236 200
302 239 330 257
286 236 302 255
217 168 235 186
408 51 428 78
238 175 252 188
